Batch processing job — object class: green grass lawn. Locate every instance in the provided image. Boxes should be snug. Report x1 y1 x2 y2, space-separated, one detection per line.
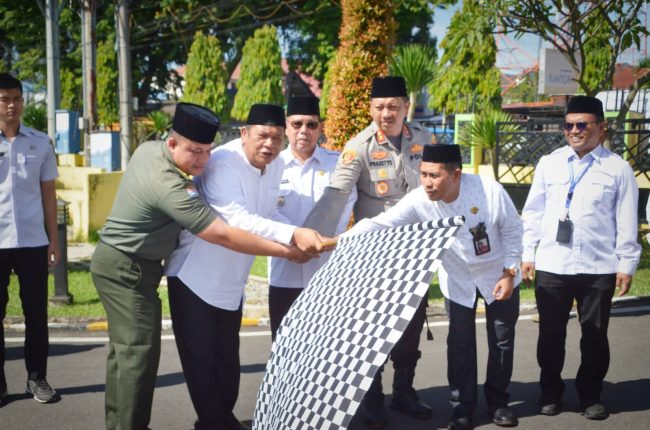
5 243 650 319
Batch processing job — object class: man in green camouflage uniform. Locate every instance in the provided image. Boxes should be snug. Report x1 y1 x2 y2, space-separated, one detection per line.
91 103 327 430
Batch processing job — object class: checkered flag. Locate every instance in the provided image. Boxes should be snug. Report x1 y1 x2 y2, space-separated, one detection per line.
253 216 464 429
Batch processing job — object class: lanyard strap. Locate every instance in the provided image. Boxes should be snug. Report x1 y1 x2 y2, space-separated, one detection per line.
564 157 594 211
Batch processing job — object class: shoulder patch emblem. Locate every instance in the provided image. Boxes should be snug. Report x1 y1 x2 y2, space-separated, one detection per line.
186 185 199 198
371 150 388 160
375 181 389 196
410 144 423 154
341 149 357 165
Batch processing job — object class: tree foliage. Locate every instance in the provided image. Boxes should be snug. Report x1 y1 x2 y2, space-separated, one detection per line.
323 0 397 150
429 0 501 114
183 32 229 121
490 0 650 137
96 34 119 126
389 44 438 121
458 109 520 179
230 25 284 121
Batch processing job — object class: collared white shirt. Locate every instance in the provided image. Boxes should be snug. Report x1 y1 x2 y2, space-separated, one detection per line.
344 175 523 308
522 144 641 275
165 138 296 310
268 146 357 289
0 124 58 249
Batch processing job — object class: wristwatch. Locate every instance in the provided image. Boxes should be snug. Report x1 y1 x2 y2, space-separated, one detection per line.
503 267 518 278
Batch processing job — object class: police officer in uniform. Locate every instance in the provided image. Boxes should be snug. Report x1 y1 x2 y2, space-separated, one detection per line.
303 76 433 428
91 102 326 430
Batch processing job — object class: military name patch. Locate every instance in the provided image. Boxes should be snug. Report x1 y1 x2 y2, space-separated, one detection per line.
369 160 393 168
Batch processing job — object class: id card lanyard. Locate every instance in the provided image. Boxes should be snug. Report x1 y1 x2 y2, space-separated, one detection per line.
562 157 594 220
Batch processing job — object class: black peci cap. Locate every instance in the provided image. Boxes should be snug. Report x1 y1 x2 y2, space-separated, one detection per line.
422 144 463 164
370 76 408 98
565 96 604 119
172 102 220 144
246 104 286 126
286 96 320 117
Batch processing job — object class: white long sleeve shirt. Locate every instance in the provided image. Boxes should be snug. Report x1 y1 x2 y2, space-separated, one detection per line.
268 146 357 289
522 145 641 276
344 174 523 308
165 139 296 310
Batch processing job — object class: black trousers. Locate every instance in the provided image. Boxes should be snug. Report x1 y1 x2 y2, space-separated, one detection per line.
446 288 519 416
535 271 616 406
0 246 49 382
268 285 303 341
168 276 242 430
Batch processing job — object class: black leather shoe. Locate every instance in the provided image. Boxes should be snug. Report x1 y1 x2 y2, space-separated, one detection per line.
447 415 473 430
491 406 518 427
390 368 432 419
540 401 562 416
582 403 609 420
364 400 388 429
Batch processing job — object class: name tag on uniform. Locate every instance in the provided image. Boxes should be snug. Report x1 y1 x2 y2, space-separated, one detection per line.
470 222 491 256
556 218 573 243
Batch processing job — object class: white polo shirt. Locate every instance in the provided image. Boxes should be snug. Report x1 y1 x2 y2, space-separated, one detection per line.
268 146 357 289
0 124 58 249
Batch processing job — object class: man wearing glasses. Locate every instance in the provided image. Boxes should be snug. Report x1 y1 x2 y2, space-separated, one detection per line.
521 96 641 421
267 96 357 340
303 76 433 428
0 73 59 405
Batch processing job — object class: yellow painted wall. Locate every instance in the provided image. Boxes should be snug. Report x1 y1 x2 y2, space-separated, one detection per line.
56 166 122 241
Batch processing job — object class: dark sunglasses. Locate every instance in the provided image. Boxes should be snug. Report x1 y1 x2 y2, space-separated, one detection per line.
289 120 319 130
563 120 600 132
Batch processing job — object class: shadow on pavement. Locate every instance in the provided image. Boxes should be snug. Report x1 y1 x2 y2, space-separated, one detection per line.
5 343 104 361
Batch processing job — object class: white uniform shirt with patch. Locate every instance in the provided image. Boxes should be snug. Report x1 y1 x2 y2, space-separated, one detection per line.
268 146 357 289
0 124 58 248
165 138 296 310
344 174 523 308
522 144 641 275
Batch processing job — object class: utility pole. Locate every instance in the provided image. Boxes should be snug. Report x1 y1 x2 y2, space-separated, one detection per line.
44 0 61 142
116 0 133 169
81 0 97 165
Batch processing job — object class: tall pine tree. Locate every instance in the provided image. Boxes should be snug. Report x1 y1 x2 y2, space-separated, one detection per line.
183 32 229 120
230 26 283 121
322 0 396 150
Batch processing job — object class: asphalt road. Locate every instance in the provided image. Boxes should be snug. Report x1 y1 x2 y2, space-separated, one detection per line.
2 305 650 430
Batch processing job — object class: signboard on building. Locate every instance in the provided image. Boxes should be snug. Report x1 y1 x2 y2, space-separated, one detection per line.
538 48 579 95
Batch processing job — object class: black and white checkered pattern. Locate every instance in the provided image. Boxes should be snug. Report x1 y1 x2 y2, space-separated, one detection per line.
253 216 465 430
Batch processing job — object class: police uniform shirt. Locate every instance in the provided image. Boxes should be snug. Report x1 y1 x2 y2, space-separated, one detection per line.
0 124 58 248
268 146 357 289
99 140 216 261
164 138 296 311
328 121 431 220
522 144 641 275
345 174 523 308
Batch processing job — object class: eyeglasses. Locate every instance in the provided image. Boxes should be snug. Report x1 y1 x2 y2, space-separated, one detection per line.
563 121 600 132
289 120 319 130
0 96 24 105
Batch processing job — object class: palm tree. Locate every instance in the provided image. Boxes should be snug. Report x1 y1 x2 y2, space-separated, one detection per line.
389 44 437 121
459 109 520 180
